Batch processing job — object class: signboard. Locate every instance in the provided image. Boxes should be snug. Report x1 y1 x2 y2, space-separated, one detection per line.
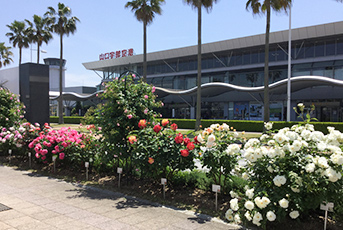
212 184 221 193
99 48 134 60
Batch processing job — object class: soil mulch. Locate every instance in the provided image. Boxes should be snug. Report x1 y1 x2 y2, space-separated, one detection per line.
0 155 342 230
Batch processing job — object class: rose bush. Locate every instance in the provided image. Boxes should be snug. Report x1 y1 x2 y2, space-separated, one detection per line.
28 126 101 170
129 119 196 180
195 123 244 190
0 87 24 128
91 74 163 173
225 108 343 228
0 122 44 156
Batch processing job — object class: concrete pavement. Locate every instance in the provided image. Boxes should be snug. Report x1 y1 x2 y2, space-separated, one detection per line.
0 164 242 230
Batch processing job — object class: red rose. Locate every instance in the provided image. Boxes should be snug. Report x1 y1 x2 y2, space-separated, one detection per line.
183 138 190 145
161 119 169 126
180 149 189 157
138 119 147 129
148 157 154 164
186 142 195 151
128 135 137 144
170 123 178 131
193 136 199 144
174 133 183 144
153 124 162 133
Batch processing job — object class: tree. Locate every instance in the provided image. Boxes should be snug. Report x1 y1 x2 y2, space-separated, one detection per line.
184 0 218 130
246 0 291 123
125 0 165 82
6 20 30 65
25 15 52 64
45 3 80 124
0 42 13 69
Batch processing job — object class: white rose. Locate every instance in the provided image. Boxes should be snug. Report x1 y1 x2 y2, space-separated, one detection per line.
234 214 241 224
264 122 273 130
289 210 300 219
244 211 252 221
207 134 215 143
197 134 204 142
230 191 239 198
305 163 316 173
279 198 289 209
230 198 239 211
317 141 327 151
266 211 276 221
331 153 343 165
317 157 329 168
273 175 287 187
225 209 234 221
242 172 249 180
244 201 255 210
245 188 254 199
253 212 263 222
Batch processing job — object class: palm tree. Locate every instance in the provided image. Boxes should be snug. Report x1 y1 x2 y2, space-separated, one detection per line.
6 20 30 64
45 3 80 124
184 0 218 130
125 0 165 82
0 42 14 69
25 15 52 64
246 0 291 123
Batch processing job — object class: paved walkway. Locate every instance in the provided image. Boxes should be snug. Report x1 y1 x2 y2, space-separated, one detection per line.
0 165 242 230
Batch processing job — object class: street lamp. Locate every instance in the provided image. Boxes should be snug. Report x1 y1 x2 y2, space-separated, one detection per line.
30 45 47 63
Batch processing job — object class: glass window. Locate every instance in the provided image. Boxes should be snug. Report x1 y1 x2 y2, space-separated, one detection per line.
201 75 210 84
251 51 259 64
174 76 186 89
304 43 314 58
162 76 174 89
245 73 259 86
334 66 343 80
259 51 266 63
213 74 224 82
337 40 343 55
269 49 276 62
326 40 336 56
228 54 235 66
152 77 162 87
146 78 153 84
235 54 242 66
276 47 287 61
189 60 196 70
242 52 250 65
186 76 196 89
295 43 305 59
315 42 325 57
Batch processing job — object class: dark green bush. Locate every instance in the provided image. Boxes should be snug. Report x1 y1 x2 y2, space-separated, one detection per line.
50 116 81 124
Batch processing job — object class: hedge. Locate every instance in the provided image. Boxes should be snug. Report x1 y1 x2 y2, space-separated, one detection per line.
160 119 343 134
51 116 343 134
50 116 82 124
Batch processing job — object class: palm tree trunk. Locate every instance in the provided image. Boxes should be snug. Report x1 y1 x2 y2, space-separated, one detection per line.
195 1 202 130
143 21 147 82
263 3 271 124
58 33 64 124
37 43 40 64
19 47 22 65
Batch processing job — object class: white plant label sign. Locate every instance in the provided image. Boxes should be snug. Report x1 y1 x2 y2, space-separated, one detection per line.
117 167 123 174
320 202 334 212
161 178 167 185
212 184 221 193
85 162 89 168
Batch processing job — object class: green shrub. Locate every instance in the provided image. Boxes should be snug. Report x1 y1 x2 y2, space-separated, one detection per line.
50 116 81 124
0 87 24 128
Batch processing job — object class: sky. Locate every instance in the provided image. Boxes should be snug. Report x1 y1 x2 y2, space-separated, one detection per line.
1 0 342 88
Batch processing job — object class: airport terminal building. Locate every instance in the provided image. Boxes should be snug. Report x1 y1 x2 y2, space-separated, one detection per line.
83 21 343 122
